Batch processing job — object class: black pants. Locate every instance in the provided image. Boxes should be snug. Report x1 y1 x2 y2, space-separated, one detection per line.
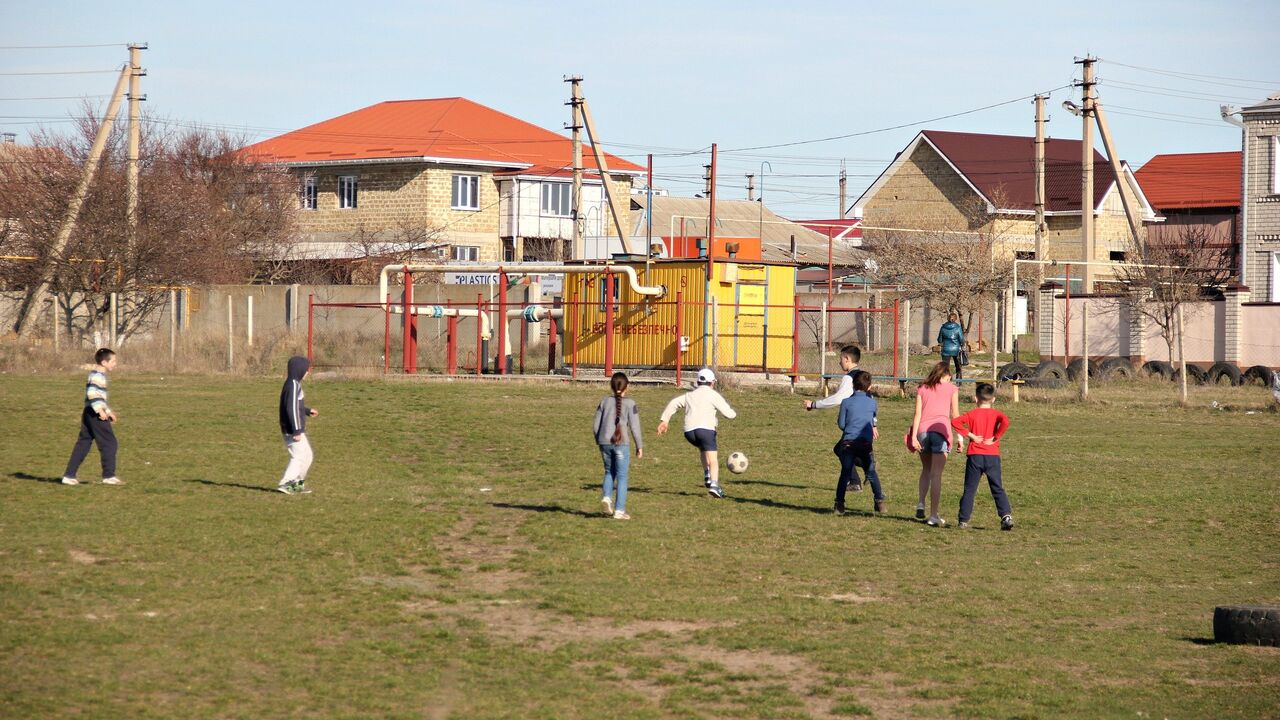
944 353 963 378
65 409 117 479
834 439 883 504
958 455 1011 523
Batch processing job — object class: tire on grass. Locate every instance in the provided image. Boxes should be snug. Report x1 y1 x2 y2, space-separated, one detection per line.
1206 362 1242 386
1066 358 1096 381
1213 605 1280 647
1141 360 1175 380
1173 363 1209 385
1099 358 1136 381
1241 365 1273 386
997 362 1032 381
1033 360 1067 380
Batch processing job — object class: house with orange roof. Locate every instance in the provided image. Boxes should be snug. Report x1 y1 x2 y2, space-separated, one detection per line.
1134 150 1240 278
240 97 644 267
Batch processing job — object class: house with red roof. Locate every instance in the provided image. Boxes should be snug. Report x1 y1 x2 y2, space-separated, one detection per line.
853 129 1157 282
1134 151 1241 278
240 97 644 268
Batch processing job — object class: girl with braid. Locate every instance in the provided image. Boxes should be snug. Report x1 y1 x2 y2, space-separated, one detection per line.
592 372 643 520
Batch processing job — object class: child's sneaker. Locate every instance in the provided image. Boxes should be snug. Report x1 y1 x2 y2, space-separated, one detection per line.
926 515 947 527
851 480 863 492
958 521 971 529
915 503 926 520
1000 515 1015 531
293 482 312 494
612 510 631 520
276 482 296 495
707 484 725 499
60 477 80 486
101 477 124 485
703 471 712 489
874 499 887 514
833 503 846 516
601 495 614 516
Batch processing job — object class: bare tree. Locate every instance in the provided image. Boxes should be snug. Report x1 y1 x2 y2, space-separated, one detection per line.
1113 224 1235 361
0 110 299 341
862 192 1016 338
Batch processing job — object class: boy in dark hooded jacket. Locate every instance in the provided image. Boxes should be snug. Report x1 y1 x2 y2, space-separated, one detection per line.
278 356 319 494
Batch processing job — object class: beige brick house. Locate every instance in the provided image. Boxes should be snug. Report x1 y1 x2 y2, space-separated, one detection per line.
853 130 1156 289
1239 93 1280 302
240 97 643 267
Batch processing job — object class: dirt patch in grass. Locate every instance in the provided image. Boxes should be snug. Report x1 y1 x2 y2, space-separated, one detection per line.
394 503 949 719
68 549 98 565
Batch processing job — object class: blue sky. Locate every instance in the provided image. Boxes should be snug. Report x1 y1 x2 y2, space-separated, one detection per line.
3 0 1277 218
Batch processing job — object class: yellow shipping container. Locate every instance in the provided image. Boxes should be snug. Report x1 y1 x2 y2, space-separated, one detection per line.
564 259 796 372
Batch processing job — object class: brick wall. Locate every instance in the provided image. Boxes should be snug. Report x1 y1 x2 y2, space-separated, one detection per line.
1242 107 1280 301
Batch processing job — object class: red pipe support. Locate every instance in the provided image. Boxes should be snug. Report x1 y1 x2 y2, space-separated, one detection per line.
604 270 615 377
306 293 314 363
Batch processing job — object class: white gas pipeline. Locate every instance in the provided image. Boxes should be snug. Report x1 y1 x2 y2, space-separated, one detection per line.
378 262 666 310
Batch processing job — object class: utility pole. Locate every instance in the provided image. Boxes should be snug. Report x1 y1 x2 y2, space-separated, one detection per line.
565 76 583 259
707 144 717 282
1093 102 1144 248
126 43 146 253
578 94 633 254
745 173 755 201
1034 95 1046 263
838 161 847 219
13 63 131 336
1076 56 1097 293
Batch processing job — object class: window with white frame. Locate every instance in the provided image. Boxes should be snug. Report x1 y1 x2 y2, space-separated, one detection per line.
451 245 480 262
300 176 317 210
338 175 358 209
1273 136 1279 195
1272 253 1280 303
452 174 479 210
541 182 571 217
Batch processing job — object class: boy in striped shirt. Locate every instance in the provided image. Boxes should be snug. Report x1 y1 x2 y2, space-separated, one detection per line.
61 348 123 486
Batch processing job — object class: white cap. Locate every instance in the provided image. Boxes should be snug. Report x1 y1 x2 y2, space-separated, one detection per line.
697 368 716 385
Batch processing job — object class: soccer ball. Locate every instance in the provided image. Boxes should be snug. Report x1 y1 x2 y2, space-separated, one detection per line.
726 451 749 474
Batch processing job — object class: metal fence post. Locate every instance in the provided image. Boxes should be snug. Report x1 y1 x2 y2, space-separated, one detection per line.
226 294 233 371
246 295 254 348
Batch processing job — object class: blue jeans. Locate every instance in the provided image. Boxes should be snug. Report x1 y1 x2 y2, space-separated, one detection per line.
834 439 884 504
958 455 1011 523
600 444 631 512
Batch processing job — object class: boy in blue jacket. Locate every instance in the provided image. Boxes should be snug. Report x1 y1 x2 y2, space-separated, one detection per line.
834 371 885 515
278 356 319 494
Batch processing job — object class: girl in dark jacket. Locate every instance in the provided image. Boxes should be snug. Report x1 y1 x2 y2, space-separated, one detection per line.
937 313 966 379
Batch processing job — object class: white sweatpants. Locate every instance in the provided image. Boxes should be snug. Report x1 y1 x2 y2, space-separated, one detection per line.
281 433 314 485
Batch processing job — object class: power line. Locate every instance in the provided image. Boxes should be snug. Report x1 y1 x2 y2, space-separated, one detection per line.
721 86 1072 153
0 43 127 50
0 68 122 76
1100 58 1280 88
0 95 110 101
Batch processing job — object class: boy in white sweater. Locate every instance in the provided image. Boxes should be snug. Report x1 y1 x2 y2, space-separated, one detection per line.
657 368 737 498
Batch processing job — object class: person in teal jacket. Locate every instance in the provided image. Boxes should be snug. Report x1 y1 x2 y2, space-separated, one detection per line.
937 313 965 379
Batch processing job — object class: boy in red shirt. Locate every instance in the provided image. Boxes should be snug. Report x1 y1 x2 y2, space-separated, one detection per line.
951 382 1014 531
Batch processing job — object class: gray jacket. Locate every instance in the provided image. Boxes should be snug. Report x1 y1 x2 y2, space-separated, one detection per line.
593 396 643 449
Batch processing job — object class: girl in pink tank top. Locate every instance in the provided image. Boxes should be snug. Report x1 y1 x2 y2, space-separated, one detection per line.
910 361 961 527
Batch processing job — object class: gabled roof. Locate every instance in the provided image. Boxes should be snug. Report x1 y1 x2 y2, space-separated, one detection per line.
239 97 643 174
796 218 862 244
1134 151 1241 210
855 129 1154 217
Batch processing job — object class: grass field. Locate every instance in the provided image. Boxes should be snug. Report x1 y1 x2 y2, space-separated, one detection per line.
1 371 1277 719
